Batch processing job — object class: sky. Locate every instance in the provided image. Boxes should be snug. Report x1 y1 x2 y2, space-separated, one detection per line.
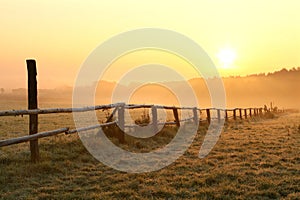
0 0 299 89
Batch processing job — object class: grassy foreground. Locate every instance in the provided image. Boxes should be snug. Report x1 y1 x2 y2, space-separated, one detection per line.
0 112 299 199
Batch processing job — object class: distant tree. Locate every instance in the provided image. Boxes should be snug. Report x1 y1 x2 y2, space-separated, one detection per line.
280 68 288 73
0 88 4 94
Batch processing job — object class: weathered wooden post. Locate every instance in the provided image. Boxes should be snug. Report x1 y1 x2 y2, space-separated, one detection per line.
206 109 211 124
151 106 158 133
117 105 125 143
193 107 198 125
239 109 242 119
249 108 252 117
244 109 247 119
27 59 39 162
233 109 237 120
173 108 180 127
259 108 263 116
217 109 221 123
225 110 228 122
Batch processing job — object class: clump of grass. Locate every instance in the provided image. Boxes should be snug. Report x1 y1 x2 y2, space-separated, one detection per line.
0 151 10 164
134 109 150 126
102 124 178 153
263 111 276 119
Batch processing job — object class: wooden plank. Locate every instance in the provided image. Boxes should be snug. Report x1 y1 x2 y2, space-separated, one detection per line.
117 105 125 143
0 103 122 117
239 109 242 119
193 107 198 125
152 106 158 133
27 59 39 162
225 110 228 122
126 104 152 109
259 108 263 116
125 104 206 110
233 109 237 120
206 109 211 124
244 109 247 119
0 104 272 117
105 107 118 123
217 109 221 123
172 108 180 127
156 105 198 110
0 128 69 147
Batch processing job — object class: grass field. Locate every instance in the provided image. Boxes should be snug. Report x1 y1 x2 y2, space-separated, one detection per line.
0 107 299 199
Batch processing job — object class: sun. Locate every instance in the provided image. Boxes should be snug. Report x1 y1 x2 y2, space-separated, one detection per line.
217 47 237 69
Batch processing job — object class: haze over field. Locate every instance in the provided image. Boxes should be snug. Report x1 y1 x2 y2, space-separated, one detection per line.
1 68 299 109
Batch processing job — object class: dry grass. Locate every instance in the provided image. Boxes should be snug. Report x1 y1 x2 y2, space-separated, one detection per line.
0 109 299 199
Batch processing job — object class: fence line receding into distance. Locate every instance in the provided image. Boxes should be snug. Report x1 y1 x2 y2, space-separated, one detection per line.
0 59 278 162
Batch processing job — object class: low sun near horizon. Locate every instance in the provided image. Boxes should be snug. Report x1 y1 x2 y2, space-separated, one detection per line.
0 1 299 90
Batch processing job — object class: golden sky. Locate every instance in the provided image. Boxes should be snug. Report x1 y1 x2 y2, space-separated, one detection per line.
0 0 299 89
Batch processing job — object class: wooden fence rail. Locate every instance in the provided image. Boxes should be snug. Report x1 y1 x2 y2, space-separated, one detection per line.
0 103 265 148
0 103 124 117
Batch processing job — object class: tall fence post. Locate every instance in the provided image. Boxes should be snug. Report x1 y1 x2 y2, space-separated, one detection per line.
259 108 263 116
206 109 211 124
27 59 39 162
225 110 228 122
172 108 180 127
244 109 247 119
249 108 252 117
193 107 198 125
233 109 237 120
117 105 125 143
239 109 242 119
217 109 221 123
152 106 158 133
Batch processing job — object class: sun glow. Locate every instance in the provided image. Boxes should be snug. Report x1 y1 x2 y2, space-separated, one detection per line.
217 48 237 69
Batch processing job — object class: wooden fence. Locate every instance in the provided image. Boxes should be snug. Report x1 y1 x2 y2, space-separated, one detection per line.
0 59 270 162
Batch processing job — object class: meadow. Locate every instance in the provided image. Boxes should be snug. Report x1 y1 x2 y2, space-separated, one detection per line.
0 101 299 199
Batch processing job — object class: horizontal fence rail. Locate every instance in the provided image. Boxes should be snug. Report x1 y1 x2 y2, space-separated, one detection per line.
0 128 69 147
0 103 124 117
0 120 120 147
0 102 266 146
